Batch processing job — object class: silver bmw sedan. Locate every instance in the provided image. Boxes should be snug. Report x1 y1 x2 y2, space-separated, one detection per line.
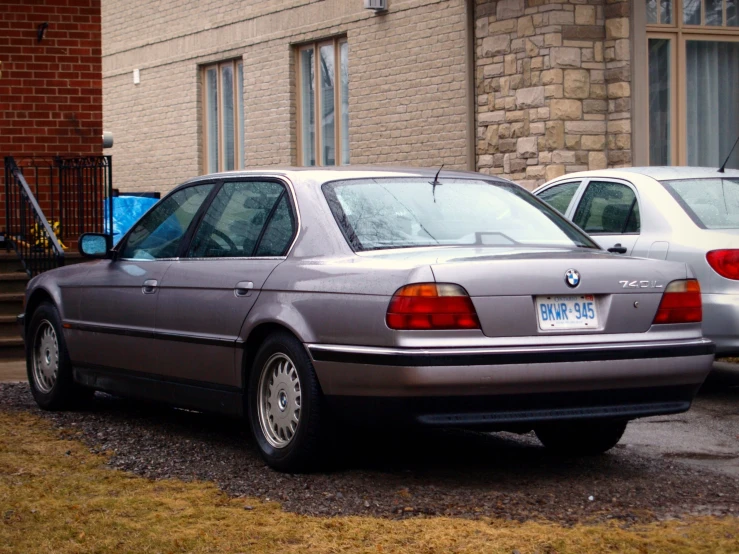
534 167 739 357
21 167 714 472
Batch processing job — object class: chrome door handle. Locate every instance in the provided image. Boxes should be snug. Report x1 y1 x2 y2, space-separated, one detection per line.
142 279 158 294
234 281 254 297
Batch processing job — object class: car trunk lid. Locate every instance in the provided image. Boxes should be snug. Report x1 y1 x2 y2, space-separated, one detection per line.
424 246 688 337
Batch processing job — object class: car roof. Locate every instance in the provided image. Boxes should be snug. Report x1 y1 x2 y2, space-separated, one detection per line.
176 166 515 189
546 166 739 184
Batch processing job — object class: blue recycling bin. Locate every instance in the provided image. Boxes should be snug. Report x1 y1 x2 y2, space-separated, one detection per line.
104 196 159 246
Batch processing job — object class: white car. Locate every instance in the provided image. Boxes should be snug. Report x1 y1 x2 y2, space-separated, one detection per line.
534 167 739 356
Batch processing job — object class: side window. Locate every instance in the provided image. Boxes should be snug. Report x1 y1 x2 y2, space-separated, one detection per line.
255 194 296 256
188 181 295 258
119 184 213 260
573 181 640 234
536 181 580 215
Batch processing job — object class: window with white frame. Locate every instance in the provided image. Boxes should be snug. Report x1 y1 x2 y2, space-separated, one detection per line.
297 38 349 166
202 60 245 173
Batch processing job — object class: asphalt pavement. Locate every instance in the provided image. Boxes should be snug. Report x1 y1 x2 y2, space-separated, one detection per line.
622 376 739 478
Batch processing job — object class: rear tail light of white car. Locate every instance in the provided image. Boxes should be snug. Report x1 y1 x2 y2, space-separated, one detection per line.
653 279 702 324
706 249 739 280
386 283 481 330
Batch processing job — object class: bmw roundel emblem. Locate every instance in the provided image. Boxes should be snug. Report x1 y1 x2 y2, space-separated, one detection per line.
565 269 581 288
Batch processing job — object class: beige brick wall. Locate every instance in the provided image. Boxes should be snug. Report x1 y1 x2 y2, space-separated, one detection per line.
102 0 471 194
474 0 632 190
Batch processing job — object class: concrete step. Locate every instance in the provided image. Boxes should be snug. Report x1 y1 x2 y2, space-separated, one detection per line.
0 337 24 361
0 272 30 293
0 252 25 274
0 315 20 338
0 250 87 364
0 359 27 382
0 293 24 316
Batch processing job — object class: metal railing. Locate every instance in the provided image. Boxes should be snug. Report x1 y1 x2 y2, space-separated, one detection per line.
4 156 65 276
57 156 113 242
3 155 113 276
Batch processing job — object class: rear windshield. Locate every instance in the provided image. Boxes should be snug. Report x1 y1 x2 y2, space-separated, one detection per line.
322 178 598 252
661 178 739 229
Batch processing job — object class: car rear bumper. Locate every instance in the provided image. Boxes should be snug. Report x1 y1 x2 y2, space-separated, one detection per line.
702 293 739 356
307 338 714 427
323 385 699 430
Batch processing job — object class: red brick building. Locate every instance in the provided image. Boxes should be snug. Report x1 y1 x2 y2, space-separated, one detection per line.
1 0 104 246
0 1 104 360
0 0 103 159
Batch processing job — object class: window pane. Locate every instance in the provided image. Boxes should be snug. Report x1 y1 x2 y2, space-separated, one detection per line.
121 184 213 260
537 182 580 214
662 178 739 229
661 0 673 22
237 62 245 168
340 42 350 165
647 0 658 23
221 64 235 171
683 0 701 23
255 194 295 256
189 181 286 258
300 49 316 166
728 0 738 25
323 179 597 252
206 68 219 173
687 41 739 168
706 0 723 24
320 45 336 166
648 39 671 165
573 182 639 234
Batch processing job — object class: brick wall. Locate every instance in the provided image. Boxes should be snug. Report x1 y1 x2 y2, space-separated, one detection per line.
102 0 471 194
0 0 103 231
0 0 103 157
474 0 632 189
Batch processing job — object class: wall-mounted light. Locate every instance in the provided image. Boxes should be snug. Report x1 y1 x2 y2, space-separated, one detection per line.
364 0 387 12
133 68 140 85
37 22 49 43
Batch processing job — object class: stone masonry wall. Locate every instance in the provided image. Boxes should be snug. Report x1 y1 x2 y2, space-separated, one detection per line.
474 0 632 189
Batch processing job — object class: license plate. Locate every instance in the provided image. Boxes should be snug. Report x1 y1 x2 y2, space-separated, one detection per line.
536 295 599 330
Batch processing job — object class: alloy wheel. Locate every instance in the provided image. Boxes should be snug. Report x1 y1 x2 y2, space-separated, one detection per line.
32 320 59 394
257 352 302 449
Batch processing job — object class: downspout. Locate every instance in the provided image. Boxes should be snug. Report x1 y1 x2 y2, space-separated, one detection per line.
465 0 477 171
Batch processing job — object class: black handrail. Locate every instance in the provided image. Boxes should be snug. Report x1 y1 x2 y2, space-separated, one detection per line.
4 156 65 276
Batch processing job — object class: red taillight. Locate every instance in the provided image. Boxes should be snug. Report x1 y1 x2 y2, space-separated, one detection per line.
386 283 480 330
706 250 739 280
653 280 702 324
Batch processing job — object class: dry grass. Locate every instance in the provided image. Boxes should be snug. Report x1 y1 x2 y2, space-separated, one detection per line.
1 411 738 554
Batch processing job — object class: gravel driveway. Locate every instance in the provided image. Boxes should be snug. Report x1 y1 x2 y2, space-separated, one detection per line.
2 381 738 525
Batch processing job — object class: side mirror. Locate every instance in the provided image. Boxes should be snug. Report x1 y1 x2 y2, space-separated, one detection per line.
79 233 112 259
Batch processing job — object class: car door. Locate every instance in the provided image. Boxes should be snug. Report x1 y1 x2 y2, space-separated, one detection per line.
154 178 297 387
534 180 584 216
67 183 215 374
571 179 641 255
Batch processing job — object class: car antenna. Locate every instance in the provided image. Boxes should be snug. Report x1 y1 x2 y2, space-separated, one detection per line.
718 135 739 173
429 164 444 202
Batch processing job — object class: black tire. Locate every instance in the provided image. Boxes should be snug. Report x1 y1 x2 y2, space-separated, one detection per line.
535 419 627 456
247 331 330 472
26 301 93 411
